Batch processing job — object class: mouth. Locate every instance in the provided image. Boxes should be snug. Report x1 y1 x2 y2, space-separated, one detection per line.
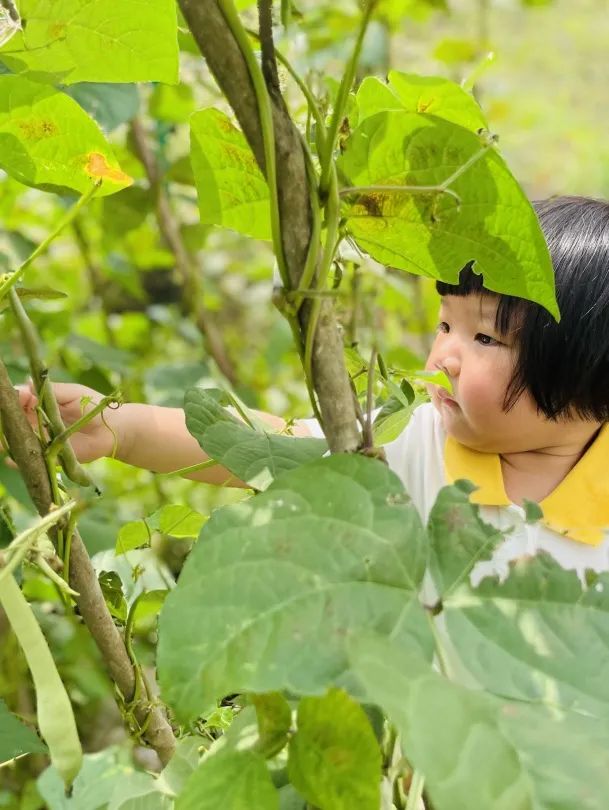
436 387 458 407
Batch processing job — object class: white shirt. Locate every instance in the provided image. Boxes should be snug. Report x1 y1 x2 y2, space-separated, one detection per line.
303 402 609 587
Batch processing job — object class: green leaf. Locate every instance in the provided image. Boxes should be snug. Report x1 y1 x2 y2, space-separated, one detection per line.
427 481 502 600
252 693 292 759
38 748 131 810
115 521 150 555
0 0 179 85
98 571 128 622
149 83 195 124
288 688 381 810
409 369 452 392
0 699 46 763
350 634 609 810
190 108 271 240
158 454 431 722
64 83 140 132
108 773 173 810
184 387 328 490
0 75 131 195
149 505 207 539
356 72 488 132
176 750 278 810
443 554 609 717
522 498 543 523
338 110 558 318
372 392 425 445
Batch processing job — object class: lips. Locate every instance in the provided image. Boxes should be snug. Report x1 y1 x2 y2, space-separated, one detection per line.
436 387 457 406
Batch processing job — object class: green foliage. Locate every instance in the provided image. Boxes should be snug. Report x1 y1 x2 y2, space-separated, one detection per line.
190 109 271 240
339 108 557 316
0 0 603 806
0 0 179 84
0 699 46 763
158 454 430 721
183 387 328 489
0 75 131 194
287 688 381 810
176 750 278 810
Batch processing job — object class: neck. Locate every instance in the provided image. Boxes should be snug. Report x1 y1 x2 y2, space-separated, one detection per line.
499 423 602 505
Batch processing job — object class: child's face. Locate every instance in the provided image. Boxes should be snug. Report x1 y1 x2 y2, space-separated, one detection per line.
425 293 561 453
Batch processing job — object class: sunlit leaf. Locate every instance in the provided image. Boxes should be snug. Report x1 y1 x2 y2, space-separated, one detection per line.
0 0 178 85
190 108 271 240
0 75 131 195
339 110 558 317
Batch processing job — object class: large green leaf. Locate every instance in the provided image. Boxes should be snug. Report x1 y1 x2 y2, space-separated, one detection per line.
356 72 488 132
442 554 609 717
349 634 609 810
288 688 381 810
184 387 328 490
176 750 278 810
190 108 271 240
0 0 178 85
158 454 431 721
0 75 131 195
338 110 558 317
0 699 47 763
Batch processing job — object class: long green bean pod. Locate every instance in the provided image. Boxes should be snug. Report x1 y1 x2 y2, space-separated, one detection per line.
0 574 82 786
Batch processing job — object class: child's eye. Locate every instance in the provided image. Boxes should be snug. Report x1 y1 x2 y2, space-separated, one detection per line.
475 333 500 346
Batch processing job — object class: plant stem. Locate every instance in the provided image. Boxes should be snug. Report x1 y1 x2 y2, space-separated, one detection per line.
319 1 377 195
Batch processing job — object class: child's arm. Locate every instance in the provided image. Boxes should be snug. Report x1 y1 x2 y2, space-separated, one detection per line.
114 402 311 486
12 382 311 488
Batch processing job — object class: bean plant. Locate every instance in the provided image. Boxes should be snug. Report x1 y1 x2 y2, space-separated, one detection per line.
0 1 607 808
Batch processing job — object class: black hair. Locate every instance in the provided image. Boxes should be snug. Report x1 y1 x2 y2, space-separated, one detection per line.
436 196 609 421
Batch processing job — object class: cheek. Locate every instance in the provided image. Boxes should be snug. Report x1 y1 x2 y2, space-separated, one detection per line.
461 354 513 412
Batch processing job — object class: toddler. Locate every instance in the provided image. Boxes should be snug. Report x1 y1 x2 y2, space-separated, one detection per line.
13 196 609 580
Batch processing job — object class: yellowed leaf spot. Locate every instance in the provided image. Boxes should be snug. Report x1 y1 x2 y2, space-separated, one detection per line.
85 152 132 185
417 98 434 113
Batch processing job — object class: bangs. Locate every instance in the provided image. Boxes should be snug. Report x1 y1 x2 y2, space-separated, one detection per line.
435 262 531 340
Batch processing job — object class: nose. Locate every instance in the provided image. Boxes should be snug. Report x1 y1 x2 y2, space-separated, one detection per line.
426 336 461 379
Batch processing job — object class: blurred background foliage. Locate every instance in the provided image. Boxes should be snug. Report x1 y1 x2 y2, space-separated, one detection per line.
1 0 607 796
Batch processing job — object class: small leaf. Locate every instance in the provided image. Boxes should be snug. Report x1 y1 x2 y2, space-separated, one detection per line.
149 505 207 539
409 369 453 393
115 521 150 555
357 71 488 132
176 749 278 810
522 499 543 524
98 571 127 622
288 688 381 810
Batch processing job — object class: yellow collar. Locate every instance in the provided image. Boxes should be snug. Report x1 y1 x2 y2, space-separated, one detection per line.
444 424 609 546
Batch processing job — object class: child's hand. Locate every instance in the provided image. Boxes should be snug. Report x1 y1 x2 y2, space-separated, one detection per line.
6 380 122 466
